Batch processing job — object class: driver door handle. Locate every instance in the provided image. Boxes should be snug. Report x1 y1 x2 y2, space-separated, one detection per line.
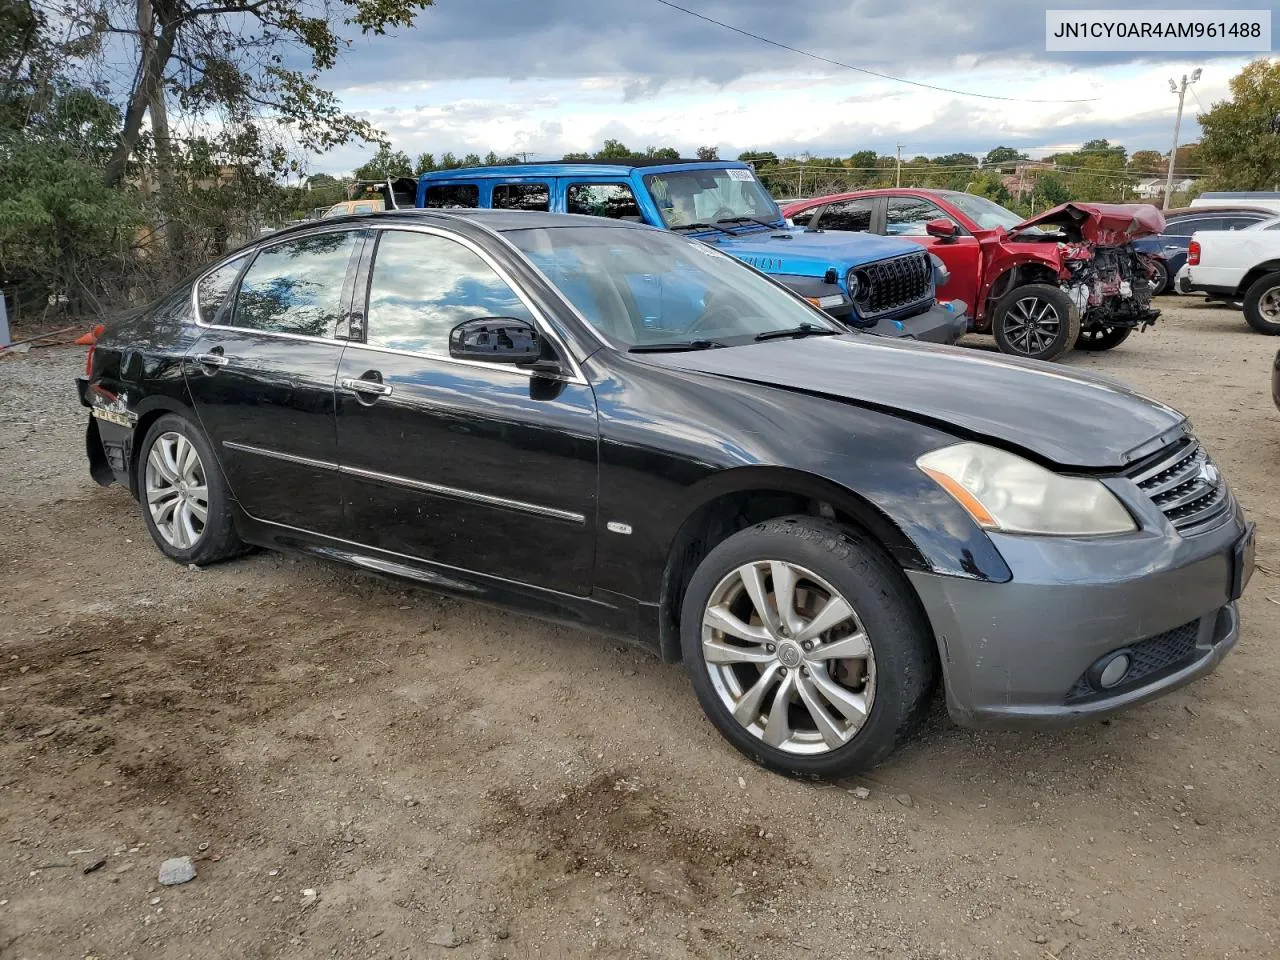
340 377 393 397
194 353 228 367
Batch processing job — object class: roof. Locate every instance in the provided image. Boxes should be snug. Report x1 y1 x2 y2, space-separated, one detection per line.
1163 206 1274 219
263 207 651 242
418 159 749 181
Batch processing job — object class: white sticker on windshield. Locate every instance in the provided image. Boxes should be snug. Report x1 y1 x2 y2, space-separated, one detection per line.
726 168 755 182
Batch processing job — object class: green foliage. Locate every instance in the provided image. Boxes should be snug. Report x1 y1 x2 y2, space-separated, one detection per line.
354 146 412 179
415 152 436 173
1128 150 1165 176
982 146 1027 167
1199 58 1280 190
1033 172 1072 208
696 146 719 161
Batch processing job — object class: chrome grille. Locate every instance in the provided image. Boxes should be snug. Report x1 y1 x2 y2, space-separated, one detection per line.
850 251 933 319
1128 437 1230 533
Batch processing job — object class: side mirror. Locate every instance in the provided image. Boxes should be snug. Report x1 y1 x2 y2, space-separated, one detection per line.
449 317 543 364
925 218 957 240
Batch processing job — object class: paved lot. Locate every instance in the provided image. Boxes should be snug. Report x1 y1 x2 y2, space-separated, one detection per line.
1 297 1277 959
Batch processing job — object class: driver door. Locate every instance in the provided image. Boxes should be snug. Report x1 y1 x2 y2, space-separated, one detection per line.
882 195 980 308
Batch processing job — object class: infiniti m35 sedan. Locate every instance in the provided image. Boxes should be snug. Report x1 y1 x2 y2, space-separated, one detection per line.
77 209 1253 777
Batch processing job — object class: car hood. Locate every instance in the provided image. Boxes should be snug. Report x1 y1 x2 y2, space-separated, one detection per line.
1009 202 1165 246
645 336 1184 469
701 227 923 275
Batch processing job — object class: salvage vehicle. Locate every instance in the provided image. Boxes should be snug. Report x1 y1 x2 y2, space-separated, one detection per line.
319 177 417 219
416 160 968 345
1179 216 1280 333
782 189 1165 361
77 210 1253 777
1132 206 1273 294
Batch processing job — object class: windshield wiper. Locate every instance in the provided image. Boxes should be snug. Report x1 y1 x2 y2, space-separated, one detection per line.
669 221 737 237
753 323 840 343
716 216 785 231
628 339 726 353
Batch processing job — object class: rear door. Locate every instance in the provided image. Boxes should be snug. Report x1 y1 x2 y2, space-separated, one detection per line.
184 228 364 535
883 194 980 307
333 226 599 595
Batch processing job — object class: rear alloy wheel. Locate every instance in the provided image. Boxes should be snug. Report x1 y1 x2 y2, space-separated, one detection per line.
138 414 243 565
1243 270 1280 335
681 517 936 778
1075 323 1132 351
991 283 1081 362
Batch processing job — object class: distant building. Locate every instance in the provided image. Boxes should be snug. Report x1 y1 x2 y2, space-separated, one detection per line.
1000 161 1054 199
1133 177 1197 199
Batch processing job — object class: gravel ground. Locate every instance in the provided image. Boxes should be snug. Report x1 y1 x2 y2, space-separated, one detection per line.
1 297 1278 960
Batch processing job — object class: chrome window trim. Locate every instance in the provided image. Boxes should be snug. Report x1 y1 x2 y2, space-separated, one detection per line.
222 440 585 525
360 221 590 384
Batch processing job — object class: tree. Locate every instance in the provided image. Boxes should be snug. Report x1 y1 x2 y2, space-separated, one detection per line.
594 138 632 160
461 152 481 167
438 152 460 169
968 172 1011 204
1199 60 1280 190
1128 150 1166 175
738 150 778 167
354 145 411 180
933 152 979 169
483 151 499 166
98 0 436 188
696 145 718 161
982 146 1028 167
1034 171 1073 208
562 151 590 161
644 146 680 160
415 152 435 173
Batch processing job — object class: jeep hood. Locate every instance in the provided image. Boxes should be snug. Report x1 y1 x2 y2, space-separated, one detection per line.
706 227 922 274
1009 203 1165 246
647 336 1184 469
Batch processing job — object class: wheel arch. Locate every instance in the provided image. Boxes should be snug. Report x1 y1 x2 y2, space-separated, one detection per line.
980 260 1063 326
656 466 928 662
1240 261 1280 297
128 397 198 497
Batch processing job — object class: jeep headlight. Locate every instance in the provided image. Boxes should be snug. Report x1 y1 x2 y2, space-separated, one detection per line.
844 268 861 300
917 442 1135 536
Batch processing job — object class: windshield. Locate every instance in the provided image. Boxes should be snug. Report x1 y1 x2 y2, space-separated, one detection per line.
644 168 782 229
942 192 1025 231
503 226 841 348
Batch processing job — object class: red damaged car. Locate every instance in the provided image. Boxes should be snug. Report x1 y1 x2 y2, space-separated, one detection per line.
782 189 1165 362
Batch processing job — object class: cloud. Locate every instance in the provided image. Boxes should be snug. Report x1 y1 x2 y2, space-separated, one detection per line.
309 0 1258 173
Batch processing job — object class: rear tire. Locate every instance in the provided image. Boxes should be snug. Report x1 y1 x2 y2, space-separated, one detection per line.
1242 271 1280 335
1075 324 1132 351
991 283 1081 362
1149 259 1169 296
680 516 937 778
137 414 243 566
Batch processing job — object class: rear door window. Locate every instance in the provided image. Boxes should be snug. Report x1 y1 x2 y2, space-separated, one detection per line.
232 231 361 338
566 183 642 221
424 184 480 209
818 198 876 232
492 182 550 211
196 254 250 325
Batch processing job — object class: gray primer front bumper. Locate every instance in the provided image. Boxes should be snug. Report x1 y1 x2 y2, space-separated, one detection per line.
907 499 1246 729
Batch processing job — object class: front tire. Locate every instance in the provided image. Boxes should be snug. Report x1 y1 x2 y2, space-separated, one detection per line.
1075 323 1132 351
991 283 1081 362
680 517 937 778
1242 271 1280 335
137 414 243 566
1149 258 1170 296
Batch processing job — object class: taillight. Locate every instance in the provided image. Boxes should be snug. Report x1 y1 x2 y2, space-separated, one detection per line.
1188 240 1200 266
85 343 95 376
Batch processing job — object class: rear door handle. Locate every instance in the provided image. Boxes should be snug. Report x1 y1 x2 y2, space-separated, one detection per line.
340 377 393 397
194 352 228 367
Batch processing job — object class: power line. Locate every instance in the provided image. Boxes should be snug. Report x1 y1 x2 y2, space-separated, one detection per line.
651 0 1100 104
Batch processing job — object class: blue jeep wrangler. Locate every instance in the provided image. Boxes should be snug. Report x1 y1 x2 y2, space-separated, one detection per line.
415 160 968 343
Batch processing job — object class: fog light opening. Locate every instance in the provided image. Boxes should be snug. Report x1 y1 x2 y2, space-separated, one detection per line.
1096 652 1131 689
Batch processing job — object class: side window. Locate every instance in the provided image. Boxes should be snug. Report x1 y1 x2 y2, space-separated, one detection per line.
196 254 250 325
424 184 479 209
492 182 550 211
1223 216 1262 230
885 196 949 236
364 230 535 356
351 202 376 215
819 199 875 233
1171 217 1222 235
789 207 818 229
232 231 359 337
566 183 641 221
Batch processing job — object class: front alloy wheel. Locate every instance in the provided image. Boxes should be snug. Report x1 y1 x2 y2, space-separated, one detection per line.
702 560 876 754
680 517 937 778
991 283 1080 362
145 431 209 549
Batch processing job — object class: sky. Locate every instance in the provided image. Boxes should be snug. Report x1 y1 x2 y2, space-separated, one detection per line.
308 0 1270 175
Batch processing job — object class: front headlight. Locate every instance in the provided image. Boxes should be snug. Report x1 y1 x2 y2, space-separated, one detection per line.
917 442 1136 536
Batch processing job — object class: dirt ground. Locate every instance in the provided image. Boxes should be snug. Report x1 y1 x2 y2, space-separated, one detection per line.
1 297 1277 960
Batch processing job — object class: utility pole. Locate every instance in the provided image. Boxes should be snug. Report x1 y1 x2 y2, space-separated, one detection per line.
1163 68 1201 210
895 143 903 188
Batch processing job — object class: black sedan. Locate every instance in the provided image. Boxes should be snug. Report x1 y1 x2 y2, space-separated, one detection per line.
78 210 1252 777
